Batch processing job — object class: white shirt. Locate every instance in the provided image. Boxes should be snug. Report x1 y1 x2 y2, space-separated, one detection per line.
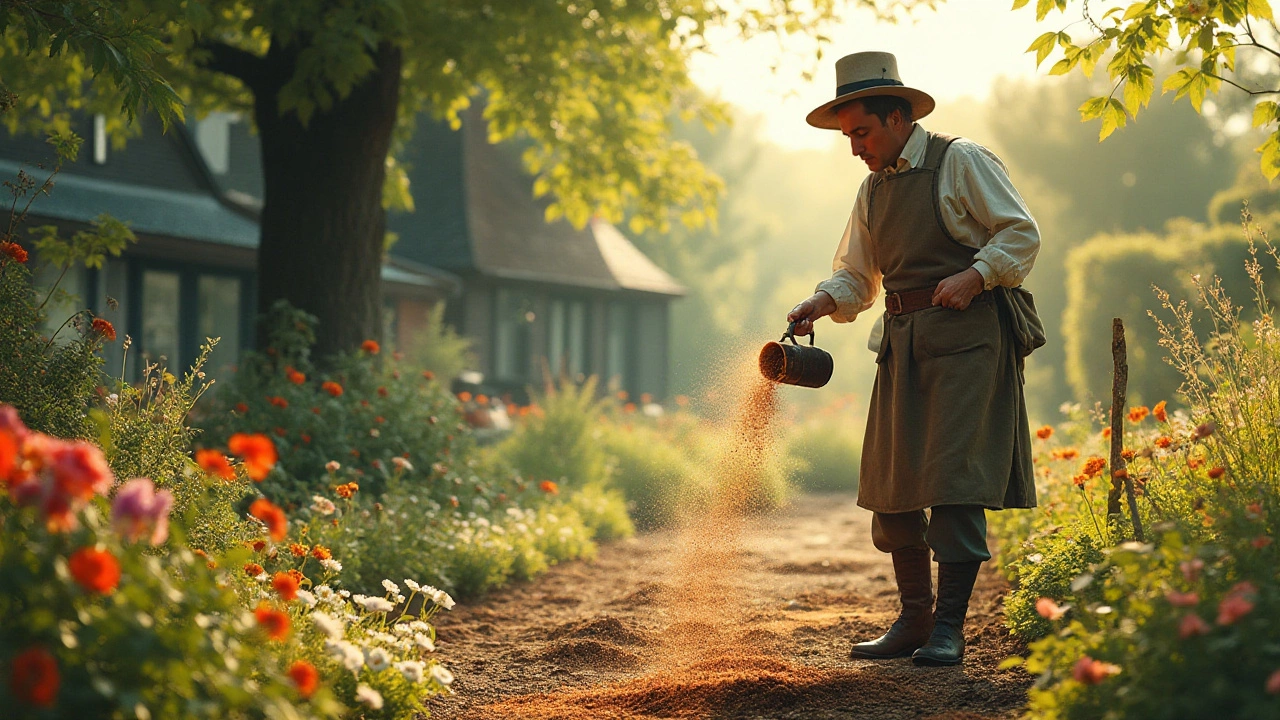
815 124 1040 328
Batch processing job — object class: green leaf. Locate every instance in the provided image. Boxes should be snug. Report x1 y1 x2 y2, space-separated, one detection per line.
1035 0 1056 21
1100 98 1128 140
1254 101 1278 128
1248 0 1274 21
1122 64 1155 113
1258 132 1280 180
1026 31 1058 66
1122 2 1151 21
1079 96 1108 121
1012 0 1031 9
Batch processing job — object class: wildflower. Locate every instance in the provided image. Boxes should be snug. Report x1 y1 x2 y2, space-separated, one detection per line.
360 596 395 613
68 546 120 594
1167 591 1199 607
90 317 116 341
1178 613 1210 638
251 539 266 552
1253 536 1273 549
422 370 436 380
289 543 307 557
1035 425 1053 440
364 647 391 672
286 366 306 385
392 456 413 472
288 660 320 698
457 391 472 403
361 339 380 354
267 396 288 409
1128 406 1149 423
382 579 400 595
310 495 336 515
404 578 421 592
312 611 343 640
322 381 343 397
1121 449 1135 461
1208 466 1226 479
1035 597 1067 620
1055 448 1080 460
1 241 29 264
1072 656 1122 685
1072 474 1089 488
336 482 359 499
540 480 559 495
321 558 343 572
325 460 341 473
415 632 436 652
235 402 249 414
110 478 174 545
272 572 300 601
395 660 426 683
1181 558 1204 583
1217 582 1257 625
254 603 291 640
1188 457 1206 469
311 545 332 560
1082 457 1107 477
244 562 264 577
9 646 58 707
228 433 278 481
675 394 690 407
430 665 455 686
356 684 384 709
1155 436 1173 449
249 498 289 541
311 406 321 415
1102 427 1111 438
1247 502 1263 519
1153 400 1168 422
196 449 236 481
1192 421 1216 439
1267 669 1280 695
377 386 388 397
429 588 456 610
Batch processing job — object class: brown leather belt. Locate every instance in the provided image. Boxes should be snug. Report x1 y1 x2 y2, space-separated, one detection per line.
885 287 994 315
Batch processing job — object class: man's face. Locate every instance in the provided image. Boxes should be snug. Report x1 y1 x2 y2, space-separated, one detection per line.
837 101 911 173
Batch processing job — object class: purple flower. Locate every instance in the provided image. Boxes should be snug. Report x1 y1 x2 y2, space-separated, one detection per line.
111 478 174 545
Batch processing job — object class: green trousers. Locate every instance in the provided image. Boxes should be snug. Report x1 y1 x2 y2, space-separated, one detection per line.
871 505 991 563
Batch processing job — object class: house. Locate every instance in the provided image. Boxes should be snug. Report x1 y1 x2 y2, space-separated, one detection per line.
0 108 684 400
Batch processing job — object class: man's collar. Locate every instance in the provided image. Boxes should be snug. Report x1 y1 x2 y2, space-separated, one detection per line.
884 124 926 176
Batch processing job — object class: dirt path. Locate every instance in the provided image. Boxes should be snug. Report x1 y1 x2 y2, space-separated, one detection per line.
426 493 1031 720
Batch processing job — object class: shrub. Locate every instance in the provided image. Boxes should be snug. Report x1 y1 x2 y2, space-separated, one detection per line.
495 377 608 491
784 420 861 493
400 303 473 387
600 422 698 529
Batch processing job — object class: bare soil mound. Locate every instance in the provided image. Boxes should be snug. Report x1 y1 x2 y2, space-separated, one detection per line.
547 616 653 646
536 639 643 669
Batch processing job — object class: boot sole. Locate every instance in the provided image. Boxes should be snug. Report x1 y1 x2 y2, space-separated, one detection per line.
849 647 919 660
911 654 963 667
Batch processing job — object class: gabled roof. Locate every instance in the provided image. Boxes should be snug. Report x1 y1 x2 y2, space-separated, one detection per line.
388 108 685 297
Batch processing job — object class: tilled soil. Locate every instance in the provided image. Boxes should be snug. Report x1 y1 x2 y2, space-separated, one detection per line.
426 493 1031 719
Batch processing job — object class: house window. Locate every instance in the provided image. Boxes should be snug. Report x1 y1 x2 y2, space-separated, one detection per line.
548 299 566 376
634 303 665 398
566 300 586 377
141 269 181 371
605 302 629 388
494 288 534 382
198 274 241 378
544 299 588 379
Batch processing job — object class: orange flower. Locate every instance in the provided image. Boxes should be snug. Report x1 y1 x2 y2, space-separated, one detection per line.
254 603 291 640
640 393 653 404
273 426 286 437
616 390 629 401
1218 582 1257 625
288 660 320 698
1153 400 1168 423
249 498 288 541
422 370 435 380
1208 466 1225 479
1121 448 1135 461
1188 457 1206 470
1035 597 1067 620
1082 457 1107 477
1 241 29 264
1055 448 1080 461
90 318 116 341
1035 425 1053 440
539 480 559 495
1072 474 1089 488
244 562 265 577
361 339 380 354
228 433 278 481
268 396 289 408
457 391 472 403
377 386 388 397
322 381 343 397
1252 536 1273 549
1128 406 1150 423
311 545 332 560
0 429 16 484
9 646 58 707
196 449 236 481
272 571 300 601
624 402 637 413
1155 436 1173 449
285 366 306 385
1102 427 1112 438
476 394 489 406
250 540 266 552
674 395 690 407
235 402 249 414
286 568 305 584
1268 669 1280 695
68 546 120 594
1072 656 1122 684
289 543 307 557
335 482 359 499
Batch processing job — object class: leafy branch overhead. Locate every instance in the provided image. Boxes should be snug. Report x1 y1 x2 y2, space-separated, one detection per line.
1018 0 1280 178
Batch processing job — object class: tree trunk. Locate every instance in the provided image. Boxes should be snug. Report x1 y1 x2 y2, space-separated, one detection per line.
251 42 402 359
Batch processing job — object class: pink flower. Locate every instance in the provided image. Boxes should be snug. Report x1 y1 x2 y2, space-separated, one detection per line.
1217 582 1257 625
1035 597 1067 620
111 478 174 545
1266 669 1280 694
1072 656 1122 685
1166 591 1200 608
49 441 113 502
1178 613 1210 638
1180 558 1205 583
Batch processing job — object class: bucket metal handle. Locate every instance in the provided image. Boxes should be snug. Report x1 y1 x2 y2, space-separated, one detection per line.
782 320 815 347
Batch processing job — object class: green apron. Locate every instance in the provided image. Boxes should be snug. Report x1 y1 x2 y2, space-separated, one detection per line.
857 132 1036 514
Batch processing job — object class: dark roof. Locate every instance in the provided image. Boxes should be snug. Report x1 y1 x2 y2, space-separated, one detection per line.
388 108 685 297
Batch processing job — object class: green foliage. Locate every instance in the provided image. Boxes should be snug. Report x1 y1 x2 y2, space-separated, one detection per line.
566 482 635 542
400 303 473 387
783 419 862 493
495 377 608 492
200 301 468 505
1002 525 1105 640
600 423 698 529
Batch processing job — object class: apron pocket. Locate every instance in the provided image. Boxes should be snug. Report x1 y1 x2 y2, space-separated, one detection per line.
917 303 997 358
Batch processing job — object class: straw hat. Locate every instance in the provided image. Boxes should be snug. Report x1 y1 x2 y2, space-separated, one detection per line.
806 51 935 130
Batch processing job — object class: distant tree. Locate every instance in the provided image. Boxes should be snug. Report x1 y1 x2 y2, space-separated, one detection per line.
1 0 934 357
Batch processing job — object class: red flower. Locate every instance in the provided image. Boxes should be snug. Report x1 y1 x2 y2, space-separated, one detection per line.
288 660 320 698
1 241 29 264
0 428 17 484
254 603 291 641
235 402 249 414
1178 613 1210 639
300 433 311 444
272 571 300 601
9 646 58 707
1128 406 1149 423
1267 669 1280 695
361 339 380 354
68 546 120 594
1155 436 1173 449
539 480 559 495
273 426 287 438
244 562 265 577
1253 536 1273 549
1217 582 1257 625
249 498 289 541
1153 400 1168 423
1208 466 1225 479
1167 591 1199 608
196 449 236 481
624 402 637 413
268 396 289 409
377 386 388 397
285 367 306 385
1081 457 1107 478
90 318 116 341
1035 425 1053 440
228 433 278 481
422 370 435 380
322 381 343 397
1072 656 1122 684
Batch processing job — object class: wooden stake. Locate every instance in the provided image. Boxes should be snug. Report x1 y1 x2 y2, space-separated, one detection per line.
1107 318 1145 542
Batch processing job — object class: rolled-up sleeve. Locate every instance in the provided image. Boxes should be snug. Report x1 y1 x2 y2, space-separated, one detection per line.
946 143 1040 290
815 178 882 323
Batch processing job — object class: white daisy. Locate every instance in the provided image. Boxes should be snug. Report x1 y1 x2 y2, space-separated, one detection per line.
430 664 454 686
394 659 426 683
355 684 384 709
364 647 391 672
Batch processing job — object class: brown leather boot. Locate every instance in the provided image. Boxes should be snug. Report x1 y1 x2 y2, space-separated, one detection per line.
850 547 934 659
912 560 982 666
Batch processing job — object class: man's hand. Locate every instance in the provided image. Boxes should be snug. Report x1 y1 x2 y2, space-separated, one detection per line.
787 291 837 336
932 268 985 311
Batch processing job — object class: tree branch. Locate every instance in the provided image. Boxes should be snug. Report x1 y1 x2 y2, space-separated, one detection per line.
195 39 268 90
1203 71 1280 96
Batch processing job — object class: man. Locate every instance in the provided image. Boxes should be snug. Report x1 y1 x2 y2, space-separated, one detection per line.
787 51 1040 667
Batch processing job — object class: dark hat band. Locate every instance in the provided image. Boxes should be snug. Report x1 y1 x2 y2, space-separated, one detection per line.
834 78 904 98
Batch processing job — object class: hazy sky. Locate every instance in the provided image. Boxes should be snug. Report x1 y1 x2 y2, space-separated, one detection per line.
690 1 1056 150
